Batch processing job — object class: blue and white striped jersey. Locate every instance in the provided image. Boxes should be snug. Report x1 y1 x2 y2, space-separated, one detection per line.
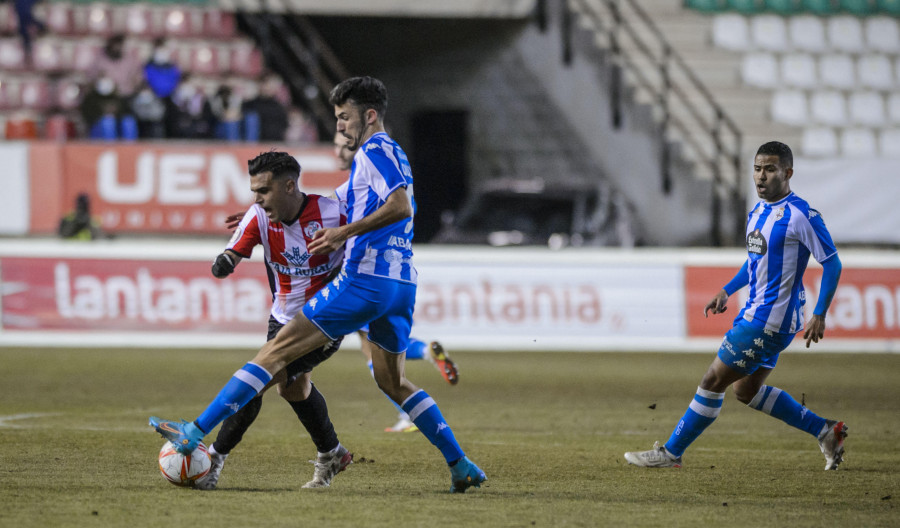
737 192 837 334
334 132 417 284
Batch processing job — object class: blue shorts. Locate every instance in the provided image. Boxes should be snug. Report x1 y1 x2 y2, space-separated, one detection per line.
302 269 415 354
717 318 795 375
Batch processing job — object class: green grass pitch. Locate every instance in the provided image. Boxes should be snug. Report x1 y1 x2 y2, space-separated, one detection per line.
0 347 897 527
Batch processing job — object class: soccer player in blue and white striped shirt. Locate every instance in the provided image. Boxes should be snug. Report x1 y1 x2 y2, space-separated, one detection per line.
625 141 847 470
151 77 485 493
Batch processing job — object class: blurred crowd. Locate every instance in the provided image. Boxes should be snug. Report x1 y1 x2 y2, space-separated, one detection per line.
9 28 321 143
76 35 319 142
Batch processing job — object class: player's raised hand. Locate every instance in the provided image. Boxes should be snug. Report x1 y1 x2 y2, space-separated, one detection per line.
308 226 346 255
224 212 243 230
704 289 729 317
803 314 827 348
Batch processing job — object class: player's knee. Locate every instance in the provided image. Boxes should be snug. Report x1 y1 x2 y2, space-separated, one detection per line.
278 373 312 401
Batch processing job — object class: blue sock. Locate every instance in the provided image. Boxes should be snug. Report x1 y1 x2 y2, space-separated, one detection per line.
748 385 827 437
195 362 272 434
664 387 724 457
401 390 465 464
407 338 427 360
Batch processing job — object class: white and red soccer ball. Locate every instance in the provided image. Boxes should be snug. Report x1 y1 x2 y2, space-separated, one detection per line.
158 441 211 487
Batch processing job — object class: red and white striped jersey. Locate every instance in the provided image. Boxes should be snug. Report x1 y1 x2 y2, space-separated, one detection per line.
226 195 345 324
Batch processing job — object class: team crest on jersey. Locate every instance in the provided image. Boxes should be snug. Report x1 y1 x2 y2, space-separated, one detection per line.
304 221 322 240
383 249 403 263
282 246 311 267
229 225 243 246
747 229 767 255
773 207 785 220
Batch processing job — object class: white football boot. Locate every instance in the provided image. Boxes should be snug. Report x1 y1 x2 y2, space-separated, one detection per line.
818 420 848 470
194 449 228 490
302 444 353 488
624 441 683 468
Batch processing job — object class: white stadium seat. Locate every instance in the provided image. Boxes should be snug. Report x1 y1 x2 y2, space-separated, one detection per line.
771 90 809 126
741 53 779 88
888 93 900 125
849 91 886 127
802 127 838 157
819 54 856 90
841 128 877 157
865 17 900 54
879 129 900 158
895 57 900 87
790 16 827 53
751 15 789 52
857 55 893 90
781 53 817 89
810 91 848 126
712 14 750 51
828 16 865 53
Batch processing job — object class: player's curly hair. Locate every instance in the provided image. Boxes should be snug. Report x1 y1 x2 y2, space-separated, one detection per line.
329 76 388 117
756 141 793 169
248 151 301 180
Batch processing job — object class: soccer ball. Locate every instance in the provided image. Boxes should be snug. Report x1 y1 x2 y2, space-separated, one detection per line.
158 441 211 487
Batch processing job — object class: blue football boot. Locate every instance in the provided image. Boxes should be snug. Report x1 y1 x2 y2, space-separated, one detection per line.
149 416 204 454
449 456 486 493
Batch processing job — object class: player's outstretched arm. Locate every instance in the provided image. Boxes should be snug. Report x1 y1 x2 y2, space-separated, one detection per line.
308 187 412 255
803 254 842 348
705 260 750 317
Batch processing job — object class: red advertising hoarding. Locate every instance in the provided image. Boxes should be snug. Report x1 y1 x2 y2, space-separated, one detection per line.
685 266 900 339
29 142 345 235
1 256 272 333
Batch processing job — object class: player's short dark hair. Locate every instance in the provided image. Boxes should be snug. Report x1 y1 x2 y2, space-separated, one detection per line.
329 76 388 117
248 151 301 181
756 141 793 169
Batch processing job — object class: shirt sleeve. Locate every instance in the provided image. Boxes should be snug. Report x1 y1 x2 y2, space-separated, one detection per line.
225 208 262 258
794 207 838 264
362 141 410 201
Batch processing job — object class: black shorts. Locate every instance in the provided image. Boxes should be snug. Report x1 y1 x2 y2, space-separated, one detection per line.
266 316 343 381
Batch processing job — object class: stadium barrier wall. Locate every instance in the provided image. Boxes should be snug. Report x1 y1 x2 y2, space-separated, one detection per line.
1 240 897 353
4 142 900 244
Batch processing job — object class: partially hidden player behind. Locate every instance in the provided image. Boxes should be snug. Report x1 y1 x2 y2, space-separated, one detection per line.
195 151 353 490
333 131 460 433
624 141 847 470
151 76 486 493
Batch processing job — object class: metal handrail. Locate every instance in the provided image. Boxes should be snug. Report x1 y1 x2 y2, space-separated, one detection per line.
568 0 744 245
237 12 349 139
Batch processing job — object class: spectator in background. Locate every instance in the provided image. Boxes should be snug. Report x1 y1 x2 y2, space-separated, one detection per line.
15 0 46 64
241 74 288 141
89 34 144 98
129 82 166 139
209 83 244 141
80 76 128 139
58 193 103 240
165 76 215 139
143 38 181 99
285 106 319 144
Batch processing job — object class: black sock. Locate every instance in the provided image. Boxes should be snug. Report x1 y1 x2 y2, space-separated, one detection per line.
212 395 263 455
288 383 338 453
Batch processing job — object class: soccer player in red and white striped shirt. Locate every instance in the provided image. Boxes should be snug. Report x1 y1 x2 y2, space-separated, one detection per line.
195 151 351 490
